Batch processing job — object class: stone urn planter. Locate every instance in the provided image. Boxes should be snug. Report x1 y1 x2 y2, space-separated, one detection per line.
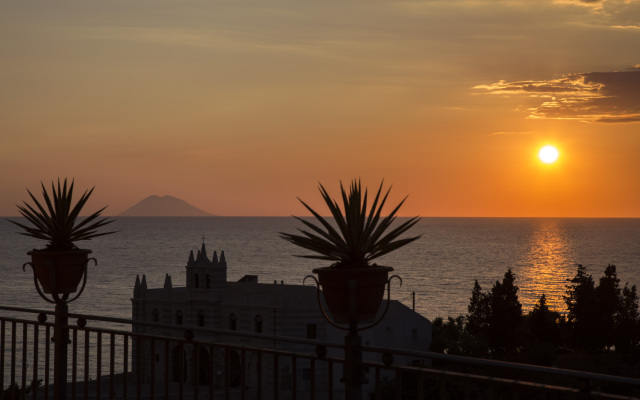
313 265 393 324
27 249 93 294
8 179 115 298
281 179 420 326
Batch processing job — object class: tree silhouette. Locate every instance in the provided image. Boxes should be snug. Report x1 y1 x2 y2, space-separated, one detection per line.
441 266 640 368
430 316 488 357
563 264 639 352
528 294 561 346
465 270 522 354
595 265 621 349
466 280 490 338
614 283 640 353
488 269 522 353
564 265 599 350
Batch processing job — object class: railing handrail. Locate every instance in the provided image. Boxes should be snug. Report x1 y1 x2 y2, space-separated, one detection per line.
0 304 346 350
2 304 640 394
360 343 640 387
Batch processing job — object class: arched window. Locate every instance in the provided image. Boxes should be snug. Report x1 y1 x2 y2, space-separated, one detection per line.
229 313 237 331
205 274 211 289
254 315 263 333
152 309 159 322
176 310 183 325
198 310 205 327
194 273 199 289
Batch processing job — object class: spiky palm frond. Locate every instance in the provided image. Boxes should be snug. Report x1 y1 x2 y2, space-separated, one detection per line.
280 180 420 268
7 179 116 251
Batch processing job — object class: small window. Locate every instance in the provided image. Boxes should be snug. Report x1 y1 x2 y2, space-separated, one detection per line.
412 328 418 340
206 274 211 289
254 315 263 333
176 311 183 325
307 324 316 339
152 309 159 322
229 313 237 331
194 273 199 289
198 310 205 327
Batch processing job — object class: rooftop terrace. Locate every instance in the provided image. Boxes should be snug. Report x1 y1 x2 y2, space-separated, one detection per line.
2 304 639 400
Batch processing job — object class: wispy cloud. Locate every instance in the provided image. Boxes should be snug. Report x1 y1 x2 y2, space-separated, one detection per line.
612 25 640 30
554 0 601 4
474 66 640 123
490 131 534 135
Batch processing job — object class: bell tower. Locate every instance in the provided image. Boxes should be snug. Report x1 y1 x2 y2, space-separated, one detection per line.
185 239 227 301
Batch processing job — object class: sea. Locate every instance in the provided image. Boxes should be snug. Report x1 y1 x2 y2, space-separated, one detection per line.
1 217 639 321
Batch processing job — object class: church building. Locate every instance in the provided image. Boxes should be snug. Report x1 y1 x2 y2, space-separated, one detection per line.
131 242 431 397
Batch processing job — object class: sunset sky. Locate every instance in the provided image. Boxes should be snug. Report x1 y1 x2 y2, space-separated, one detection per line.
1 0 639 217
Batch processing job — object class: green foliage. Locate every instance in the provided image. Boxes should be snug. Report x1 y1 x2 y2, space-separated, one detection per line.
466 280 490 338
2 379 42 399
595 265 621 349
8 178 116 251
562 264 638 352
430 316 489 357
434 265 640 378
460 266 640 359
614 283 640 353
563 264 599 350
464 270 522 355
516 294 564 365
280 180 420 268
488 269 522 353
527 294 561 346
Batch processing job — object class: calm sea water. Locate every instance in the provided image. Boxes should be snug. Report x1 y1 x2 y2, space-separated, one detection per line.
1 217 639 321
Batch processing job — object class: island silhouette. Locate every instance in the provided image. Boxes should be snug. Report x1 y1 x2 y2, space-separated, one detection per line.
118 195 215 217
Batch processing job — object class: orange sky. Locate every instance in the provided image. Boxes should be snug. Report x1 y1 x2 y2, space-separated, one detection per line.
1 1 639 217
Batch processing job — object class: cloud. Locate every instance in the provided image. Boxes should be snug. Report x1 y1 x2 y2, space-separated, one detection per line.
490 131 534 135
552 0 640 28
474 66 640 123
553 0 604 8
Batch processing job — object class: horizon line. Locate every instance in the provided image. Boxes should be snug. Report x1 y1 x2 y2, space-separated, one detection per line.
3 215 640 219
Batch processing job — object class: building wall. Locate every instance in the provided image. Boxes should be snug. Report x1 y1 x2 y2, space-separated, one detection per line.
131 244 431 397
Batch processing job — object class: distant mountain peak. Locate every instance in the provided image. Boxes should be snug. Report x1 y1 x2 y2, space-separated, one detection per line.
118 195 214 217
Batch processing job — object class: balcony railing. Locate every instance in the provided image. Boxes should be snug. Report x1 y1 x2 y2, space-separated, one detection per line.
1 304 639 400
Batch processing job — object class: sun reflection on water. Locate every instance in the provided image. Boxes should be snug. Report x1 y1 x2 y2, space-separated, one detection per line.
517 220 576 314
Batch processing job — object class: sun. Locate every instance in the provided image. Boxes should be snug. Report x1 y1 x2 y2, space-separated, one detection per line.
539 145 559 164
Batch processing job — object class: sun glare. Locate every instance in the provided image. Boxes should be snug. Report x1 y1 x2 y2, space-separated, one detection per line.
539 145 559 164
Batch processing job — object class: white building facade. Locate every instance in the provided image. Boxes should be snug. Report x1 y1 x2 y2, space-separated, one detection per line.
131 242 431 398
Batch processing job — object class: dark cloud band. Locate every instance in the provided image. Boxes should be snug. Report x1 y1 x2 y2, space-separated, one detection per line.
474 66 640 123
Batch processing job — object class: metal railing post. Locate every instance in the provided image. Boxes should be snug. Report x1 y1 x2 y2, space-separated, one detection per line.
23 255 94 400
3 303 640 399
307 273 398 400
53 302 68 400
345 279 363 400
